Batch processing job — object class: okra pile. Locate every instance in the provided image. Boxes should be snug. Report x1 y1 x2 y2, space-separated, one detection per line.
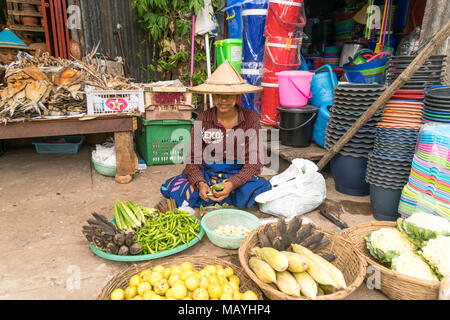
136 209 201 255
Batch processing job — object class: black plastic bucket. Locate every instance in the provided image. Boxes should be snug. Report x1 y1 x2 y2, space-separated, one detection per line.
370 184 402 221
276 106 319 147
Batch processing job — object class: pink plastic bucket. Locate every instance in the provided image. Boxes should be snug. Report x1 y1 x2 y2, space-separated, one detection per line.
276 70 314 107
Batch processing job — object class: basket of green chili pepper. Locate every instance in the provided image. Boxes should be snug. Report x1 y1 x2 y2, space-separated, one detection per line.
90 209 204 262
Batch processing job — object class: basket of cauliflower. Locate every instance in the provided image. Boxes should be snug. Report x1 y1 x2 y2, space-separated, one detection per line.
344 211 450 300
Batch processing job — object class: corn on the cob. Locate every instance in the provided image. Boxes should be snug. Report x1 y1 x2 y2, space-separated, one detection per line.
292 244 346 289
251 247 289 272
292 245 336 287
293 272 318 299
249 257 277 284
275 271 300 297
281 251 309 273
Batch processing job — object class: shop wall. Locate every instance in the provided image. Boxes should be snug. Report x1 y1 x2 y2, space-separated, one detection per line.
420 0 450 84
77 0 158 83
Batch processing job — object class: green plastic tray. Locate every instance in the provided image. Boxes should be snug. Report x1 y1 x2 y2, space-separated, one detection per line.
89 218 205 262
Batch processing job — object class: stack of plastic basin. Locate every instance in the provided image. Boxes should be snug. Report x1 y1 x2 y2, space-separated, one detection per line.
399 124 450 220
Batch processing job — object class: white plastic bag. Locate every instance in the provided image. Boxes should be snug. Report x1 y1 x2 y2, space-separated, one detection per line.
255 159 326 219
178 201 196 217
195 0 218 36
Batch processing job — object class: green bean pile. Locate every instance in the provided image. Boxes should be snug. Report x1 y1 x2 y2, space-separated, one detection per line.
136 209 201 255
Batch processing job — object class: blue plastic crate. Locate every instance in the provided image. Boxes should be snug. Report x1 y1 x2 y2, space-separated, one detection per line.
33 135 85 154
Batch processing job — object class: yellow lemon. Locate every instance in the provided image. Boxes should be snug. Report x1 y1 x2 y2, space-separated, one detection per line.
110 288 125 300
173 279 185 287
205 265 217 275
208 275 219 285
129 274 141 287
171 265 182 275
199 277 209 289
229 275 240 286
222 283 234 295
133 295 144 300
166 288 173 298
233 291 242 300
225 267 234 278
137 281 152 296
163 268 172 279
183 297 193 300
208 283 222 300
181 262 194 272
139 269 152 282
216 268 227 278
166 297 177 300
215 265 224 272
242 290 259 300
154 279 170 296
149 272 163 286
220 293 234 300
143 291 157 300
218 276 228 287
180 269 194 281
124 286 138 300
199 269 211 278
229 281 240 292
150 295 164 300
168 274 181 287
192 287 209 300
185 275 200 291
152 265 165 274
172 283 187 300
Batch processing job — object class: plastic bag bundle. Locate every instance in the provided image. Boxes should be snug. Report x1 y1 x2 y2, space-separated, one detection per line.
92 138 116 167
399 124 450 220
255 159 326 218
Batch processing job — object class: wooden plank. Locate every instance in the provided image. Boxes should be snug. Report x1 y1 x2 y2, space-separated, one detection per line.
9 24 45 32
8 10 43 17
114 131 138 184
265 141 326 162
0 116 136 140
7 0 42 5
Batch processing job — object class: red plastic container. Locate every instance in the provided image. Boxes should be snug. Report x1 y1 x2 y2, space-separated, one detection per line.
260 79 280 127
262 36 302 79
265 0 306 38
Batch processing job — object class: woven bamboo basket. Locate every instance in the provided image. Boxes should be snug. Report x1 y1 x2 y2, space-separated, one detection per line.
343 221 440 300
238 223 367 300
98 255 264 300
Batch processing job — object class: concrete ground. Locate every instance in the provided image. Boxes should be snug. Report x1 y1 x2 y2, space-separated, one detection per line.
0 142 388 300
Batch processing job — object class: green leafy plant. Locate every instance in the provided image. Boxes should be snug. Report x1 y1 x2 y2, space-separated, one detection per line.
132 0 222 88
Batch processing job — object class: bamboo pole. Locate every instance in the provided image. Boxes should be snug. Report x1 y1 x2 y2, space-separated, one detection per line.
317 20 450 171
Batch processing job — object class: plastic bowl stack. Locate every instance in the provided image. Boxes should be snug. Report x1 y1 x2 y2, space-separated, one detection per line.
399 124 450 220
325 83 385 196
365 98 426 221
422 86 450 124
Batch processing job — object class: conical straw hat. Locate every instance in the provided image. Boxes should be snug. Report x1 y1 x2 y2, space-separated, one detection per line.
189 62 262 94
0 28 31 50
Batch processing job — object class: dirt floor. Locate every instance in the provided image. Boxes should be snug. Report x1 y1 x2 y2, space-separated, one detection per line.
0 143 389 300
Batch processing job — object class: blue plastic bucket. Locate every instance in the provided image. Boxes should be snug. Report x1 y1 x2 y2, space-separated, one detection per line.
331 154 370 196
241 61 263 114
309 64 338 107
223 1 244 39
242 0 268 63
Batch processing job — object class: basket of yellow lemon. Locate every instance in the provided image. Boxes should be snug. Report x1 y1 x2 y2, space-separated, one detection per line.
98 255 264 300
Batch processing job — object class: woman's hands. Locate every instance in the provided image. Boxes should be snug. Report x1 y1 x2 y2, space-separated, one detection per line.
208 181 234 203
198 181 212 202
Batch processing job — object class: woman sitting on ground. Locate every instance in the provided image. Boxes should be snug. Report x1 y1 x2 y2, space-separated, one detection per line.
161 62 272 209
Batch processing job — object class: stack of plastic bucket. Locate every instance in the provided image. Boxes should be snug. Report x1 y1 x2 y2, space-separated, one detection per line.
240 0 269 114
259 0 307 127
261 36 302 126
224 0 244 39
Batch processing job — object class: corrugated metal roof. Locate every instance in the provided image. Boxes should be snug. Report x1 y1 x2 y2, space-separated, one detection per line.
78 0 158 83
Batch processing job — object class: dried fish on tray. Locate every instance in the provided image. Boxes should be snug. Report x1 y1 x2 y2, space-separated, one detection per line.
0 51 140 124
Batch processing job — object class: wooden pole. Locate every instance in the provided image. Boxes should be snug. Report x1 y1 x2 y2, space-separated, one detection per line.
317 20 450 171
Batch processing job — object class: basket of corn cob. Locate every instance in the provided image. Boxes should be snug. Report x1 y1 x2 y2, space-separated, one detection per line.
343 212 450 300
238 217 367 300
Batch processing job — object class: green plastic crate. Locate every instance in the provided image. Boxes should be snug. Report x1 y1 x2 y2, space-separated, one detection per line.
136 117 193 166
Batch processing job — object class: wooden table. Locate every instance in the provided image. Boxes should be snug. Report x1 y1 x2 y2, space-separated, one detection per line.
0 114 139 184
